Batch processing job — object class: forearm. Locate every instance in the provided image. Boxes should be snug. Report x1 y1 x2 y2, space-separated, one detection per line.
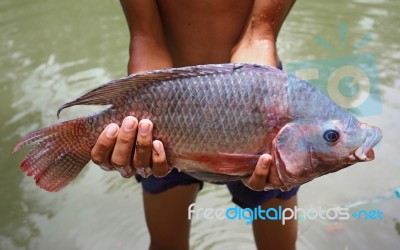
231 0 296 66
128 36 173 74
120 0 173 74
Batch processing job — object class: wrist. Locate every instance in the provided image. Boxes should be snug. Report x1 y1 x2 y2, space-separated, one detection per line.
231 38 278 67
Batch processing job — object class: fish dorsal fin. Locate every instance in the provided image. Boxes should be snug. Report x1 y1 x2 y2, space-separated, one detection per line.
56 63 274 117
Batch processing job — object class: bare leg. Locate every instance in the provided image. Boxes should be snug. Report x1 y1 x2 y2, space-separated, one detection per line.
252 195 298 250
143 183 200 250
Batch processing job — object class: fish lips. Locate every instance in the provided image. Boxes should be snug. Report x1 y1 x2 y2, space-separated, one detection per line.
353 125 382 162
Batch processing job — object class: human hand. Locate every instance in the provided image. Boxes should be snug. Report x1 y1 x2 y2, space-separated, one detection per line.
241 154 284 191
90 116 170 178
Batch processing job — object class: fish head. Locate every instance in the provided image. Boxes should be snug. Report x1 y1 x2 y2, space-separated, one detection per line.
271 116 382 189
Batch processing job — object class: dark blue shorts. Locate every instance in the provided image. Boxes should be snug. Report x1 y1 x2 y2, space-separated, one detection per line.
136 168 299 209
135 62 299 208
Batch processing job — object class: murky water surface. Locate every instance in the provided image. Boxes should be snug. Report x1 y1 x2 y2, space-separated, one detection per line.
1 0 399 249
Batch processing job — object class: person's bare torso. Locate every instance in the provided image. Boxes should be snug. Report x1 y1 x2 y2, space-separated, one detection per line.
157 0 254 66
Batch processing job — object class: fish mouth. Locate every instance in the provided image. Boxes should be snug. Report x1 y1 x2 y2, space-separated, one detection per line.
354 148 375 161
354 125 382 162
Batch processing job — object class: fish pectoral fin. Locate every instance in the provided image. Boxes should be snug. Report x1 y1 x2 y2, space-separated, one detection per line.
177 152 260 175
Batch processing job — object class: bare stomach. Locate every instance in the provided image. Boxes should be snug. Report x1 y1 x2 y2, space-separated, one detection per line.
157 0 254 66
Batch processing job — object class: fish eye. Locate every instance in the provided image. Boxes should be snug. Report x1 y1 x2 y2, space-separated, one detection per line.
323 129 340 142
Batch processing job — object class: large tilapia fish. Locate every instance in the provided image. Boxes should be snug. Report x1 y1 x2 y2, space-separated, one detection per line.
13 63 382 192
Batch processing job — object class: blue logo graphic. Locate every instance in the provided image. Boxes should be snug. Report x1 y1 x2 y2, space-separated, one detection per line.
286 23 382 116
351 209 384 220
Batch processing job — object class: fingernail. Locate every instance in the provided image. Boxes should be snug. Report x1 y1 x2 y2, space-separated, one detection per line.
145 167 153 175
119 168 127 177
106 124 118 138
153 141 163 154
262 157 270 168
139 122 150 136
136 168 148 178
120 167 133 178
123 117 135 132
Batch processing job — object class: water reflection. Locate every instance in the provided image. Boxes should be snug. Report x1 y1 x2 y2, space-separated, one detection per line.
0 151 61 250
1 0 400 249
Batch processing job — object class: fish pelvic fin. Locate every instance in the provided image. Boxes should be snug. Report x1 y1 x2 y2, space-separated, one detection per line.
177 152 260 177
13 118 95 192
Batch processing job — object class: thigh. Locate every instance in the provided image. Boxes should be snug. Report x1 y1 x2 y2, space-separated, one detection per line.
252 195 298 250
143 183 200 250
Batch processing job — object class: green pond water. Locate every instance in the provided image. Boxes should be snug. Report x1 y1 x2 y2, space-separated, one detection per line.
1 0 399 249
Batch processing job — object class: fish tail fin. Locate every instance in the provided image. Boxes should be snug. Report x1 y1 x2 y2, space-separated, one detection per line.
13 117 96 192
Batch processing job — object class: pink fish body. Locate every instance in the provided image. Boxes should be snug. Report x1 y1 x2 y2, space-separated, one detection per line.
13 64 382 192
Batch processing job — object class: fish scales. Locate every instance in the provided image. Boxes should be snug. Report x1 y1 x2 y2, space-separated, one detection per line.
87 66 289 167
